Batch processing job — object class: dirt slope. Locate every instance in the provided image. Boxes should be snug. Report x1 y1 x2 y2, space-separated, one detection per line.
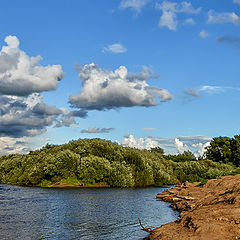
149 175 240 240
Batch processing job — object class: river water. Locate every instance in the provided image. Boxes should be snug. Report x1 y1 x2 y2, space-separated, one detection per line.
0 184 178 240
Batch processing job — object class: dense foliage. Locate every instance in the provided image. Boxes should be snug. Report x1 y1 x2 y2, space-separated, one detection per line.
204 135 240 166
0 138 235 187
164 151 196 162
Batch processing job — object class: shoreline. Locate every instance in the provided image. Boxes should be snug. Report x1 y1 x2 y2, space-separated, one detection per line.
1 182 171 189
38 182 110 188
148 174 240 240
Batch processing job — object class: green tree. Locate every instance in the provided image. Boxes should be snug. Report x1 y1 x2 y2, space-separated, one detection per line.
78 155 111 184
151 147 164 155
205 137 232 164
164 151 196 162
230 135 240 166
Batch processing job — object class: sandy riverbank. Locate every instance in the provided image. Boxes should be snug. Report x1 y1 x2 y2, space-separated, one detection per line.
148 174 240 240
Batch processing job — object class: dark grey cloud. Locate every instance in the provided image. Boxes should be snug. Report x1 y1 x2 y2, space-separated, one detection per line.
69 63 172 111
3 147 14 151
0 94 85 138
32 103 62 116
0 126 30 138
55 110 88 128
216 36 240 49
81 127 114 134
0 36 64 96
70 110 88 118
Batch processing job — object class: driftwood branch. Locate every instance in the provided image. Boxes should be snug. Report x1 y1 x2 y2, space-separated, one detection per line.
138 217 153 233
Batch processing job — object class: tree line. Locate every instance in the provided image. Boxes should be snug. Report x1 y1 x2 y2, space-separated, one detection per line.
0 137 237 188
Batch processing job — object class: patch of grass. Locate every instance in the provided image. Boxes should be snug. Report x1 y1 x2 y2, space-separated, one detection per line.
40 179 52 187
60 176 82 186
199 179 208 186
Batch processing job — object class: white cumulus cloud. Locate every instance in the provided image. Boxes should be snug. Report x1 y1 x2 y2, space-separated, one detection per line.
174 138 189 154
69 63 172 111
192 142 210 156
121 134 212 156
122 134 159 150
0 36 64 96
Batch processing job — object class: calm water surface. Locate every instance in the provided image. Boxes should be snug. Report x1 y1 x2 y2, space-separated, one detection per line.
0 184 178 240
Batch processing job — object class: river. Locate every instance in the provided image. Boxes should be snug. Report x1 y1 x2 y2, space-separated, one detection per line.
0 184 178 240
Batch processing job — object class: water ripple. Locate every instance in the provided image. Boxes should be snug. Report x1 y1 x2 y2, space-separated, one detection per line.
0 184 178 240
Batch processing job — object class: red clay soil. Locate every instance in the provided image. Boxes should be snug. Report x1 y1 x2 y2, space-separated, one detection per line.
149 175 240 240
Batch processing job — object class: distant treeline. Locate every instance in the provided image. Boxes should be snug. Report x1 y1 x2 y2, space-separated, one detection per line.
0 138 237 187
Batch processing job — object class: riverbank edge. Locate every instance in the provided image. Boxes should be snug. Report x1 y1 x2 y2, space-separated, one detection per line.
148 174 240 240
1 180 171 188
38 182 110 188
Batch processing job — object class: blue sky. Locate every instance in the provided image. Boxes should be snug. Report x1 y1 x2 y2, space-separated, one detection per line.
0 0 240 156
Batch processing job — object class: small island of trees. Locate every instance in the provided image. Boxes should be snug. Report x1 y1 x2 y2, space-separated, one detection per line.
0 136 239 188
